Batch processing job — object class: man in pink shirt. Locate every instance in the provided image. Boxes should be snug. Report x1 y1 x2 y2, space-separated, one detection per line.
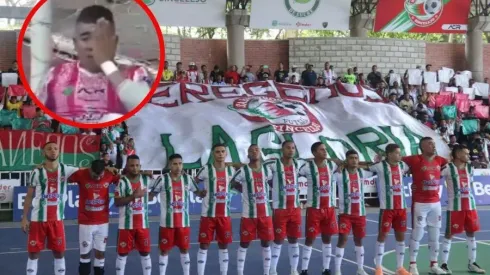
37 5 151 123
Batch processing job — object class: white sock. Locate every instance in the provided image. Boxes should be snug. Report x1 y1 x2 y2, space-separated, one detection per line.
140 255 152 275
301 245 312 271
116 255 127 275
159 255 168 275
429 241 439 262
467 236 477 263
355 246 364 269
441 238 451 264
197 249 208 275
26 258 38 275
335 247 344 272
270 243 282 273
395 242 406 268
262 246 271 275
219 249 229 274
54 258 65 275
180 253 191 275
94 258 104 268
375 242 385 267
237 247 247 275
289 243 300 272
409 239 420 263
322 243 332 270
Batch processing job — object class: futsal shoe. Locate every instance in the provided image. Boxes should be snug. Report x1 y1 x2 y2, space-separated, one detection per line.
408 263 419 275
429 263 448 274
468 262 485 274
300 270 308 275
440 263 452 274
395 267 411 275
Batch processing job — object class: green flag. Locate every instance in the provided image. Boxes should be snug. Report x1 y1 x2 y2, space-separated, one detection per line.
442 105 457 119
462 119 479 135
11 117 32 130
60 124 80 134
0 109 18 126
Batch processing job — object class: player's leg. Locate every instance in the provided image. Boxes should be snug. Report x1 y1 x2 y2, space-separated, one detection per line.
286 208 302 275
197 217 214 275
47 221 67 275
353 216 367 275
440 211 457 273
271 209 287 275
216 216 233 275
135 229 152 275
258 216 274 275
301 208 320 275
92 223 109 275
392 209 410 275
320 207 338 274
78 224 94 275
465 210 484 274
115 229 133 275
158 227 174 275
426 203 447 274
409 202 428 275
375 210 392 275
176 227 191 275
237 217 256 275
26 222 45 275
335 215 351 275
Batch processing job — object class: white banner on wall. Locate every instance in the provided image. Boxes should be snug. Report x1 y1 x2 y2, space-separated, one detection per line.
0 179 20 203
144 0 226 27
250 0 351 30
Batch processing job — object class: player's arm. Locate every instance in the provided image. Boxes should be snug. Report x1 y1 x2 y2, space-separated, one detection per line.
187 175 206 197
148 176 162 201
194 167 208 198
22 169 39 233
114 179 145 206
230 169 244 193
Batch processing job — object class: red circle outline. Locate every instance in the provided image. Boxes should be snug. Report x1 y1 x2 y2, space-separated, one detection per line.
17 0 165 129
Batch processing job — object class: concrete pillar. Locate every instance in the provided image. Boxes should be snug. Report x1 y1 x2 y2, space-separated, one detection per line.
226 9 249 69
349 14 373 38
466 16 490 82
30 0 52 94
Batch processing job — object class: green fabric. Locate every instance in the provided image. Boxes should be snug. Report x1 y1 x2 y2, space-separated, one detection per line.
0 109 18 126
442 105 457 119
60 124 80 134
344 74 356 84
11 117 32 130
462 119 479 135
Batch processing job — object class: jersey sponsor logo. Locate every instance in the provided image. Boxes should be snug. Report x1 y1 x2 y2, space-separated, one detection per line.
421 165 440 171
200 233 207 238
85 183 109 189
275 228 282 233
422 174 440 190
161 238 167 244
41 193 61 200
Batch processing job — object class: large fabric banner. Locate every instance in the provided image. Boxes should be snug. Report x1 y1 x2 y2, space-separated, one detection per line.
0 131 100 171
143 0 226 27
128 81 450 170
374 0 472 33
250 0 350 30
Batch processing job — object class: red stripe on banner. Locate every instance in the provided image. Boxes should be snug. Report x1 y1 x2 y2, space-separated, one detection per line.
373 0 407 31
0 130 100 153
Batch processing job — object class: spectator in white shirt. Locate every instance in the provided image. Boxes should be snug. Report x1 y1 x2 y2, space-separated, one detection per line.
187 62 199 83
289 65 300 84
321 63 336 85
240 65 256 83
389 81 404 97
213 74 226 85
200 65 210 84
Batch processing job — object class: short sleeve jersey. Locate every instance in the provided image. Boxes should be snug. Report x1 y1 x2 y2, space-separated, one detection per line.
115 175 155 230
196 164 235 218
441 163 477 211
368 161 409 210
264 158 306 210
299 160 338 209
403 155 448 203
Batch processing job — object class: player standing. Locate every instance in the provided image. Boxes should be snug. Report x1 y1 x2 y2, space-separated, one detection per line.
334 150 371 275
368 144 411 275
298 142 339 275
22 142 79 275
439 145 485 274
403 137 448 275
196 144 235 275
267 140 305 275
231 145 274 275
68 160 119 275
150 154 206 275
114 155 154 275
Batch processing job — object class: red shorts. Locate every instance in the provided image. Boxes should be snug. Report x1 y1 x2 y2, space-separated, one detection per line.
379 209 407 234
117 228 151 254
240 217 274 243
273 208 302 240
446 210 480 235
159 227 190 251
305 207 338 239
338 214 366 238
27 221 66 253
198 216 233 244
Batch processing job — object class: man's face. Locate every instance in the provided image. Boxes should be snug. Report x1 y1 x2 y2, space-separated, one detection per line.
248 145 261 161
404 93 410 100
450 136 457 143
421 139 436 155
103 154 110 161
213 146 227 163
279 63 284 70
202 65 207 72
126 158 141 175
169 158 183 175
324 62 329 69
387 148 402 163
346 153 359 168
456 149 470 163
177 63 182 70
74 21 116 72
440 120 446 127
372 66 377 72
12 62 18 70
216 75 222 82
347 68 352 74
282 142 296 159
164 61 169 69
313 144 328 160
43 143 59 161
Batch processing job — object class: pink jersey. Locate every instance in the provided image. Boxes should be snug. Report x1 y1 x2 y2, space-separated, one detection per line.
39 61 148 123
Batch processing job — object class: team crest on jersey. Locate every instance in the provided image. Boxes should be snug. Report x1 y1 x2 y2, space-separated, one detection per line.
30 240 37 246
330 222 337 228
144 239 149 246
82 241 88 248
120 242 127 248
228 97 323 133
161 239 168 244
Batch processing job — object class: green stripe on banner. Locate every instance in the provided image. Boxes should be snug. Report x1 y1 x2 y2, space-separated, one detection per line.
0 150 99 171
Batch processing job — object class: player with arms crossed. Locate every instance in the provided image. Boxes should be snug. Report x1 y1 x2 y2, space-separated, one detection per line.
334 150 372 275
114 155 154 275
37 5 151 123
195 144 235 275
231 144 274 275
299 142 339 275
150 154 206 275
403 137 448 275
368 144 411 275
266 140 305 275
439 145 485 274
22 142 80 275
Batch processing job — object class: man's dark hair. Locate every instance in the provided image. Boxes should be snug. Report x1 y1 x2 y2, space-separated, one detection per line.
451 144 467 159
36 107 41 112
310 142 323 154
282 140 295 148
169 154 182 162
419 137 433 150
177 62 182 66
76 5 114 24
385 143 400 155
43 141 57 149
127 155 140 162
91 159 105 175
212 143 226 151
345 149 358 158
101 152 109 157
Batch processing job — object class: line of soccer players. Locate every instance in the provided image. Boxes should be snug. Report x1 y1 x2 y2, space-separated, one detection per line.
22 138 485 275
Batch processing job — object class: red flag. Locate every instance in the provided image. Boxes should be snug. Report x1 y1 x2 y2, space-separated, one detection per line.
8 85 26 97
456 99 470 113
427 95 436 108
22 106 36 119
475 105 489 119
435 94 452 107
470 100 483 106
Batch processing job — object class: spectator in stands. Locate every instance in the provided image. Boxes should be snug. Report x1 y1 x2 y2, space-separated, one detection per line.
388 93 398 106
343 68 356 84
435 120 450 143
289 65 300 84
320 62 334 85
175 62 188 82
290 75 299 85
448 135 458 148
484 77 488 83
4 94 24 115
101 152 115 167
240 65 256 83
358 73 366 86
161 61 174 81
225 65 240 84
399 92 414 112
274 62 288 83
353 67 359 83
367 65 383 89
210 65 224 82
418 113 433 128
8 60 18 73
389 81 404 97
187 62 199 83
316 77 326 87
257 65 271 81
200 65 210 84
81 128 96 135
301 64 317 86
31 107 52 132
212 74 226 86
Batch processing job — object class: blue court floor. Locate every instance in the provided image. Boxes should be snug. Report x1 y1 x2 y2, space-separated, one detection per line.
1 209 490 275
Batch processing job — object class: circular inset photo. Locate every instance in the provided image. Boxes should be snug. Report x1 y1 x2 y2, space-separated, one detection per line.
18 0 165 127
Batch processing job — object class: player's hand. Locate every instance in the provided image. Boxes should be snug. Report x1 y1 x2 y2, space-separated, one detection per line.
133 187 146 199
105 167 118 175
91 18 117 66
198 190 207 198
21 218 30 233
